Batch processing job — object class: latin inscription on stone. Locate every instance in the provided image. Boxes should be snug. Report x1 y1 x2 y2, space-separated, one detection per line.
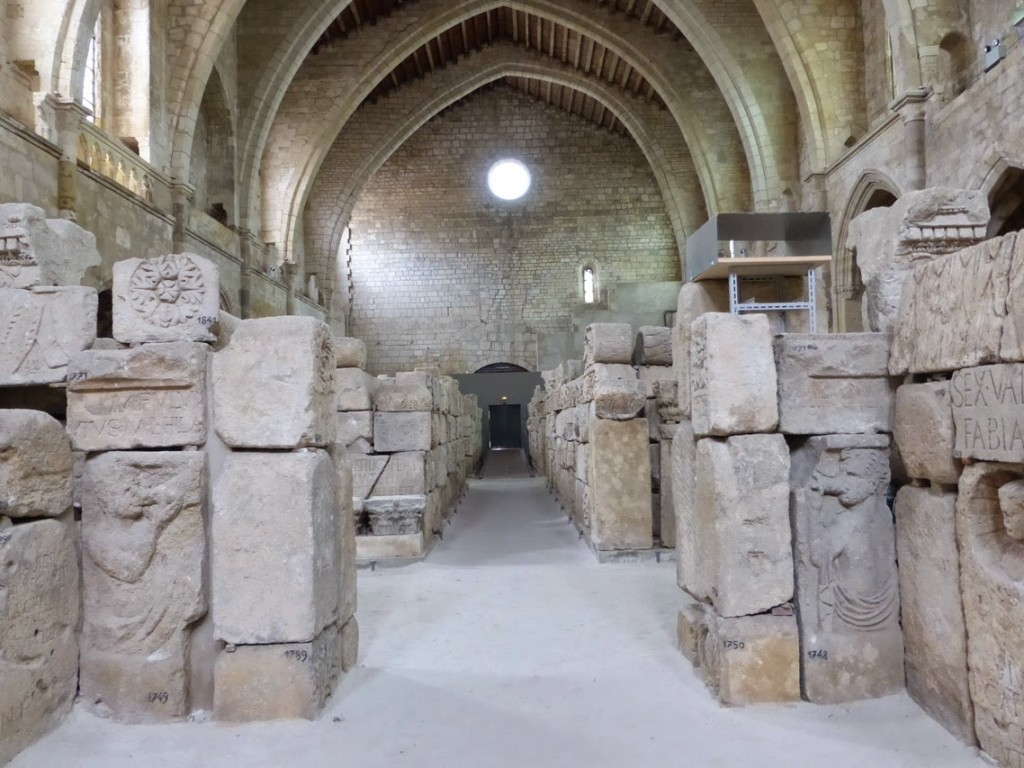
350 455 388 499
951 364 1024 462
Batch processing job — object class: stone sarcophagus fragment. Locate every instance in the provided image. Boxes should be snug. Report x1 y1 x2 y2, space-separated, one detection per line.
79 451 207 722
790 435 904 703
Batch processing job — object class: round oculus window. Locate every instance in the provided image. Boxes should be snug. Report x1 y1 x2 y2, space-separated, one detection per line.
487 159 531 200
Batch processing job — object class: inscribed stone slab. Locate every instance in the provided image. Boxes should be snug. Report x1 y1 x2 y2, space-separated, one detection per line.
0 286 97 385
0 409 73 518
113 253 219 344
212 450 337 644
951 364 1024 463
894 486 975 745
373 411 431 452
0 518 79 764
370 452 427 497
79 451 206 722
67 342 208 451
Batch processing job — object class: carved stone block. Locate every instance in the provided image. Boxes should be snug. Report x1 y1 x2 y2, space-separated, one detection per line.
212 450 337 644
791 434 904 703
335 368 376 412
894 381 960 485
333 336 367 369
0 286 97 385
588 418 652 551
691 313 778 437
0 518 79 764
373 411 431 452
957 463 1024 765
0 409 73 519
371 452 426 497
895 486 975 745
67 342 208 451
350 454 388 499
689 434 792 617
213 316 335 449
588 363 644 421
951 364 1024 463
672 280 730 418
364 496 426 535
335 411 372 453
113 253 219 344
0 203 101 288
583 323 633 365
213 622 342 722
79 452 206 722
634 326 672 366
373 380 432 412
696 611 800 705
775 333 894 435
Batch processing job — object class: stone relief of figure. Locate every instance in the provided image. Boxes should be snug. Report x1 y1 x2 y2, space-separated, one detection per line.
807 448 899 634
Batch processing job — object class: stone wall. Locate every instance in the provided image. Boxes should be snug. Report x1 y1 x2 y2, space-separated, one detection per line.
347 85 680 376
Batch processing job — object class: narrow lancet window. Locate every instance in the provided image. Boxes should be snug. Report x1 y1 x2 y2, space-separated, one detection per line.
583 267 595 303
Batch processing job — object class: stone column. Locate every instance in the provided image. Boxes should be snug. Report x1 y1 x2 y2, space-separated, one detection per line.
170 181 195 254
891 88 932 192
45 96 89 219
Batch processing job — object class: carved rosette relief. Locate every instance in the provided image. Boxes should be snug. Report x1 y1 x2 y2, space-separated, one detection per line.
128 254 206 328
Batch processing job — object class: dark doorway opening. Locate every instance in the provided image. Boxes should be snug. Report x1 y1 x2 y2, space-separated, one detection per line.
488 404 522 448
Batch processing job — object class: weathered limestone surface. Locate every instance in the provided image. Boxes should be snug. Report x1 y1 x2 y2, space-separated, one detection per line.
957 463 1024 766
696 611 801 705
335 369 376 412
373 380 432 412
113 253 219 344
672 421 697 591
584 323 633 365
791 435 904 703
634 326 672 366
213 450 337 644
775 334 894 435
894 381 960 484
890 233 1024 375
589 363 644 420
658 425 677 547
688 434 792 617
80 452 206 722
332 451 357 624
672 281 729 418
950 364 1024 463
351 454 389 498
0 286 97 385
894 486 975 745
588 418 652 550
214 622 342 722
0 203 101 287
371 452 427 496
213 316 335 449
691 313 778 437
333 337 367 369
849 188 989 335
0 517 79 764
676 600 704 665
340 616 359 672
335 411 372 453
0 410 73 518
67 342 208 451
373 411 431 452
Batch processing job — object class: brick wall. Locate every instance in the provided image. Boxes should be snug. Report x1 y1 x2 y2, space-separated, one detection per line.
348 85 679 375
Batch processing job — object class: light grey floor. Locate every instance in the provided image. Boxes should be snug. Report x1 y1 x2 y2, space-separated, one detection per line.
11 449 985 767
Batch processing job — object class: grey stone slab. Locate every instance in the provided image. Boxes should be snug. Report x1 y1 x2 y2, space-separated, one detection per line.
113 253 219 344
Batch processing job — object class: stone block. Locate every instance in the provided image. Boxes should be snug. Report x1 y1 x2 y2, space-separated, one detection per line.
957 463 1024 765
775 334 895 435
373 380 432 412
364 495 426 535
659 438 676 547
0 518 79 764
330 450 357 625
696 611 800 705
638 365 673 400
79 452 206 722
214 622 342 722
584 323 633 365
691 313 778 437
369 452 426 497
950 364 1024 463
634 326 673 366
0 410 72 519
340 616 359 672
894 486 975 745
374 411 431 452
356 533 424 559
688 434 792 617
676 600 704 665
589 363 644 420
213 450 337 644
0 286 97 385
333 337 367 369
112 253 219 344
894 381 960 484
213 316 335 449
791 434 904 703
672 281 730 418
335 369 376 412
672 422 697 591
0 203 101 288
588 418 652 551
67 342 208 451
336 411 373 453
350 454 388 499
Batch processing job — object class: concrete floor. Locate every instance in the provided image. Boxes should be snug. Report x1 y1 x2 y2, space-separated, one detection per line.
11 449 986 767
